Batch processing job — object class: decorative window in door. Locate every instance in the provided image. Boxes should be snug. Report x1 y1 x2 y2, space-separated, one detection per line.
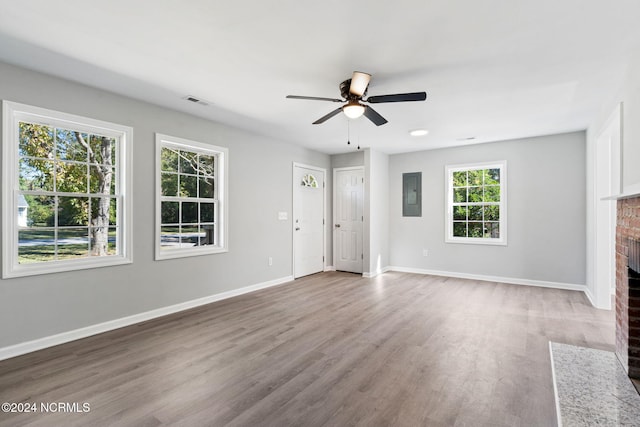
301 174 319 188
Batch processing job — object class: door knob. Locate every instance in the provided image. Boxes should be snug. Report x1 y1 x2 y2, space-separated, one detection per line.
335 224 341 228
295 227 300 231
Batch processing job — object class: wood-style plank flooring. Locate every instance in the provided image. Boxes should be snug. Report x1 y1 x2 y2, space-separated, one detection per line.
0 272 614 426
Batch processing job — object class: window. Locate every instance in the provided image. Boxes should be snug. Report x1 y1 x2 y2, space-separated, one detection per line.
156 134 228 260
445 161 506 245
2 101 132 278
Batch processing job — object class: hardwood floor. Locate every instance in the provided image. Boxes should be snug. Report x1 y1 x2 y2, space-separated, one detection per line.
0 272 614 426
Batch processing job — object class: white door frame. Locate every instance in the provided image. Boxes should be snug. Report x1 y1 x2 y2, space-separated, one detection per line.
333 166 364 273
292 162 327 278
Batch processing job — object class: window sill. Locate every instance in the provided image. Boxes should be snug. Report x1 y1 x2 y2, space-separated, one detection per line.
2 255 133 279
445 237 507 246
155 246 228 261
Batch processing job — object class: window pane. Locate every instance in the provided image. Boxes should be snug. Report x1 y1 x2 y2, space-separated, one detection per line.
26 195 55 227
200 225 215 246
181 202 198 224
161 173 178 196
57 161 88 193
199 154 215 177
56 129 87 162
58 196 88 227
90 197 117 226
469 205 483 221
161 201 179 224
453 206 467 221
89 135 116 166
19 122 54 157
453 222 467 237
200 202 215 223
89 165 115 195
180 175 198 197
18 229 55 264
468 186 483 202
90 226 116 256
484 168 500 185
179 151 197 174
484 186 500 202
452 171 467 187
180 226 199 247
160 226 180 249
199 177 215 198
468 169 482 186
469 222 483 237
484 222 500 238
161 147 179 172
107 227 117 255
58 228 89 260
453 187 467 203
484 205 500 221
20 159 54 192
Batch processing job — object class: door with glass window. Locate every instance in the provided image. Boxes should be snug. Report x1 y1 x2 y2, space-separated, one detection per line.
293 164 325 278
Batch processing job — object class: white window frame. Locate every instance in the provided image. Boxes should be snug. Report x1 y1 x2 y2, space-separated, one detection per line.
155 134 228 260
2 101 133 278
445 160 507 245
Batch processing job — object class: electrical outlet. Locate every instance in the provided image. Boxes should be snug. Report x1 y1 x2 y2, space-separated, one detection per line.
268 256 273 266
422 249 429 257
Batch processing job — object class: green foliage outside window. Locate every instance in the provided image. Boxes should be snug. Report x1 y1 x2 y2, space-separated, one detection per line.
17 122 117 263
451 167 501 239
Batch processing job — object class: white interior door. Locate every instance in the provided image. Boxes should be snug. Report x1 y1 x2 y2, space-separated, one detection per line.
293 164 325 278
334 167 363 273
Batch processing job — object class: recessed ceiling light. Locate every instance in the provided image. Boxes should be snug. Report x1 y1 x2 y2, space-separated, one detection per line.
409 129 429 137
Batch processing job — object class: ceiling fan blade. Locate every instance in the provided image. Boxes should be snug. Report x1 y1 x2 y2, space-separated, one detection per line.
363 106 388 126
366 92 427 103
313 107 343 124
349 71 371 97
287 95 343 102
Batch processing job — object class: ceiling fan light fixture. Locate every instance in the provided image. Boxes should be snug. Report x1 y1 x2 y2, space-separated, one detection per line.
343 101 366 119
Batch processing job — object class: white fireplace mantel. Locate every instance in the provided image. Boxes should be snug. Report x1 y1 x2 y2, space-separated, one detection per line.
602 183 640 201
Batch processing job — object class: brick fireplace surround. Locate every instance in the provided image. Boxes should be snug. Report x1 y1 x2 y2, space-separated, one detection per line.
616 196 640 379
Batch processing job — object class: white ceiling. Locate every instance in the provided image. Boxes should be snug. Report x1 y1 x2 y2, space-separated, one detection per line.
0 0 638 155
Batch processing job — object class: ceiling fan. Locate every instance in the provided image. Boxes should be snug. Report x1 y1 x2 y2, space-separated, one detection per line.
286 71 427 126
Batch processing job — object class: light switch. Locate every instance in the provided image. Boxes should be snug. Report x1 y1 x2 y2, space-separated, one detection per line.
278 211 288 220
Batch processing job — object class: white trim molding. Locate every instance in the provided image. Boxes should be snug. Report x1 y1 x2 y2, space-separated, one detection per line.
0 275 293 361
363 266 391 278
388 266 586 292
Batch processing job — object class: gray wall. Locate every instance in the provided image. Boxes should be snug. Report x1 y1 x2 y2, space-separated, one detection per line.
0 61 330 348
388 132 586 285
330 151 364 169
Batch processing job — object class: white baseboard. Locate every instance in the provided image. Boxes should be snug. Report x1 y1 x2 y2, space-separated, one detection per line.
387 266 586 292
363 266 391 278
0 275 294 361
324 265 336 272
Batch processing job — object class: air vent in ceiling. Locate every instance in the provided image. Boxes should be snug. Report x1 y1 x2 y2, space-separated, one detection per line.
183 95 209 106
